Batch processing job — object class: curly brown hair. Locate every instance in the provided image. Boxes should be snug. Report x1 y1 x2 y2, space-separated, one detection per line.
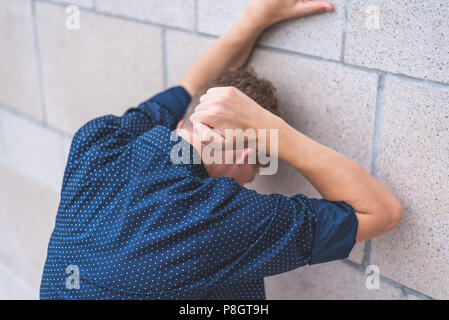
181 68 281 128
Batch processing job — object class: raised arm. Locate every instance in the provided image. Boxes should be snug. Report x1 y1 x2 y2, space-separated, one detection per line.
179 0 334 97
191 87 403 243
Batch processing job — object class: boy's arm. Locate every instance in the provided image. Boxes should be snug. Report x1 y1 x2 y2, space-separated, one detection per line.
179 0 334 97
277 120 403 242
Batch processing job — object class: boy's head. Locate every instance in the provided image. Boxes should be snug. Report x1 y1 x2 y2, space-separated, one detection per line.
177 68 281 185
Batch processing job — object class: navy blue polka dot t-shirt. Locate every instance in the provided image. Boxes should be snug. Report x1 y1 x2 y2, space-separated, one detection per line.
40 86 358 300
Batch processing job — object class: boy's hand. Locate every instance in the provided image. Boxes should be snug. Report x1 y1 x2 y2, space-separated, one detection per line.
246 0 334 27
190 87 282 151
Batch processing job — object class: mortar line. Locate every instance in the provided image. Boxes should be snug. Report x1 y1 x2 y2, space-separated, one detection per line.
359 73 386 270
31 0 48 125
0 111 5 157
400 287 434 300
37 0 197 34
399 288 409 300
342 260 434 300
361 240 372 269
343 257 364 271
194 0 199 33
379 275 434 300
0 263 38 297
0 104 72 139
385 73 449 92
340 0 348 62
39 0 94 10
256 44 449 89
371 73 385 179
162 28 168 89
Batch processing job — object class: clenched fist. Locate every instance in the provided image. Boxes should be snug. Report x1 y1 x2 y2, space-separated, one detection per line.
190 87 282 152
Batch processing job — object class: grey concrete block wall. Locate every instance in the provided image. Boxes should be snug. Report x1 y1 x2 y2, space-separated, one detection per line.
198 0 345 60
345 0 449 84
0 0 447 299
371 77 449 299
165 31 214 87
51 0 93 8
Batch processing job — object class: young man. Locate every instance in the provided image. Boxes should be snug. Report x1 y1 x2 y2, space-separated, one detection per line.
40 0 402 300
177 68 282 185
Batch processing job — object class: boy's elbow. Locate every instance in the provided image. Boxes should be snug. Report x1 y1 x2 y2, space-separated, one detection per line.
385 200 403 230
356 199 403 242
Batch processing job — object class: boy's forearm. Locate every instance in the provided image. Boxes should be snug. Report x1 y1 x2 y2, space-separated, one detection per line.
179 10 268 97
179 0 335 97
276 118 401 220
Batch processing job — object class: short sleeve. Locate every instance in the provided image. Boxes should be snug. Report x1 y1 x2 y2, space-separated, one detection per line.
67 86 191 170
177 178 357 284
147 86 192 121
308 198 359 265
184 178 358 287
120 86 192 132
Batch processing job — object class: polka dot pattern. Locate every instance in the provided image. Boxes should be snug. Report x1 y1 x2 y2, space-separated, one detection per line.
40 87 358 300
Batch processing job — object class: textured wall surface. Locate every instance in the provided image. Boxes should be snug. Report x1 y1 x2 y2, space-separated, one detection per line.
0 0 447 300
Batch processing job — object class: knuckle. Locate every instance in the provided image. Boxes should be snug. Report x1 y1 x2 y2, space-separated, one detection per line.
225 87 235 95
209 108 223 119
228 86 239 95
214 97 227 105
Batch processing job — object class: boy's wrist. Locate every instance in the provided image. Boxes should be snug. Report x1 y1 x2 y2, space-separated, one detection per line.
276 119 307 167
240 8 273 31
259 115 293 157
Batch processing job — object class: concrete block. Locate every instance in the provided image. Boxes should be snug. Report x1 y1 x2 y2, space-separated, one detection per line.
96 0 195 30
249 49 378 176
371 76 449 299
265 260 403 299
0 162 59 276
347 242 365 265
166 30 215 88
198 0 345 60
345 0 449 84
0 0 43 120
50 0 94 8
36 2 164 134
0 110 68 188
197 0 248 36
